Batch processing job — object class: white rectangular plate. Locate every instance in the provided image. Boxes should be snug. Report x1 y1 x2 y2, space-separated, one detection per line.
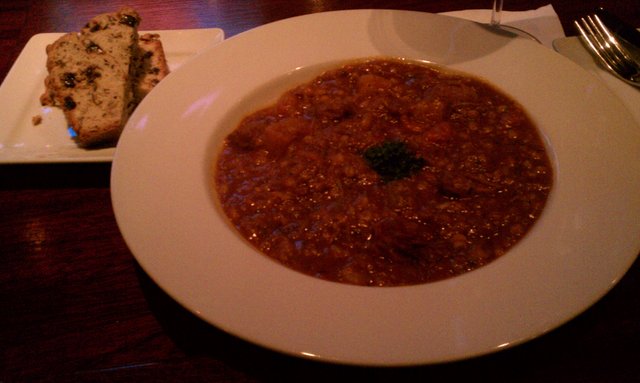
0 28 224 164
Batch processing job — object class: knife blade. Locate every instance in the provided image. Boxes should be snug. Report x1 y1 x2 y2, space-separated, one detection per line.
595 7 640 49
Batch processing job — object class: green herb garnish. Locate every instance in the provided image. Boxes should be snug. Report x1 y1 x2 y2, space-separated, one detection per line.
363 140 426 182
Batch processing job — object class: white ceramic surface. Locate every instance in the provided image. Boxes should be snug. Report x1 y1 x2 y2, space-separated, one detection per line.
111 10 640 366
553 35 640 125
0 28 224 163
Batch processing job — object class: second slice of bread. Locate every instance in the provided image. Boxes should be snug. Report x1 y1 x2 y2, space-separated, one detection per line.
133 33 170 104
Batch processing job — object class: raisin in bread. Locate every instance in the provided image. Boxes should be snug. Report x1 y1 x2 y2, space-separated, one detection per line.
40 7 169 147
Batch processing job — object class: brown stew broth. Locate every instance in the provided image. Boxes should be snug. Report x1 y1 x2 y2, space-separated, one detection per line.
215 59 553 286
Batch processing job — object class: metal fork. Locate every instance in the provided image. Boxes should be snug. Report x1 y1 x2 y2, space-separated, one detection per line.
574 14 640 87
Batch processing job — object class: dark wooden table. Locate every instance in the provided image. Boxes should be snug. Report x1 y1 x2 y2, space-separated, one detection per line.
2 1 639 381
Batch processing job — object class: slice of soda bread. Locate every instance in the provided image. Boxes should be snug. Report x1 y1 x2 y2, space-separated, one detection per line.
133 33 170 104
40 7 168 147
40 30 133 147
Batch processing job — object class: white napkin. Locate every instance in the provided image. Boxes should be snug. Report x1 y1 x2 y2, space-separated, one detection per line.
440 4 565 49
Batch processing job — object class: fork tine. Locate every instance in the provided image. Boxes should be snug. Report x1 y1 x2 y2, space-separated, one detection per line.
574 15 640 84
582 16 627 74
574 18 616 73
591 15 640 72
